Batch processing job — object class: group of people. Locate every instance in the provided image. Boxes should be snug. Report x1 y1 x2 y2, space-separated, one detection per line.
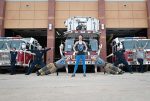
9 46 51 75
9 34 146 76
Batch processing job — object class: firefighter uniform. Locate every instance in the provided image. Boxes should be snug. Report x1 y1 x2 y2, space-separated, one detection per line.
104 63 124 74
94 57 124 74
10 50 17 75
36 57 67 76
25 48 51 75
114 49 133 73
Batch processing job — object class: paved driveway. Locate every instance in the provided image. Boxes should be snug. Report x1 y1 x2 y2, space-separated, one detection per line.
0 72 150 101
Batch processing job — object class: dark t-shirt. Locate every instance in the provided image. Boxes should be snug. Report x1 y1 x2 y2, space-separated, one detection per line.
29 48 50 61
10 51 17 63
75 43 86 55
114 49 125 60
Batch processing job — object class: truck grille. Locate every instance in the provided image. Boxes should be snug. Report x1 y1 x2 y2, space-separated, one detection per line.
0 52 10 65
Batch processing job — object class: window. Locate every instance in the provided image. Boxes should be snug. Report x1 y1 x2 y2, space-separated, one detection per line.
123 40 136 49
7 40 24 50
65 39 75 51
137 40 150 49
89 39 98 51
0 41 7 50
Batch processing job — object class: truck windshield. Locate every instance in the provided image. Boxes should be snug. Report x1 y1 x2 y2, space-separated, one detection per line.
7 40 24 50
89 39 98 51
136 40 150 49
0 41 8 50
123 40 150 49
65 39 75 51
123 40 136 49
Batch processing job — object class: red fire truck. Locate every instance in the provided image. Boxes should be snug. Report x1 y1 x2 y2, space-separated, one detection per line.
111 37 150 66
62 16 101 73
0 37 41 70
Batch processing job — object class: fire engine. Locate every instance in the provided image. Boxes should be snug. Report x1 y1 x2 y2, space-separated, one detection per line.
0 37 41 70
111 37 150 65
62 16 101 73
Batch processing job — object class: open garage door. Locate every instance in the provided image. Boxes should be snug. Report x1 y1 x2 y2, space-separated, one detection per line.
106 28 147 62
55 28 66 61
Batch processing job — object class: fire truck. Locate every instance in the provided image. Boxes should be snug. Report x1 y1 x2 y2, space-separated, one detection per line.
62 16 101 73
0 37 41 70
111 37 150 66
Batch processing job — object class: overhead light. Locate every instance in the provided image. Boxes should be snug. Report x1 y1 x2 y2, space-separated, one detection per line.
48 24 52 30
101 24 105 30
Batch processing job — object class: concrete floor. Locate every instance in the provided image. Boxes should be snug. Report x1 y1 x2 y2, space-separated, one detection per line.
0 72 150 101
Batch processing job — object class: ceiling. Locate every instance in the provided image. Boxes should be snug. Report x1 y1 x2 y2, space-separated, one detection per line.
5 29 47 37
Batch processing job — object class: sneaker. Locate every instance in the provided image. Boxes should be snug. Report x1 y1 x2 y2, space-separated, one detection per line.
130 72 133 74
71 74 75 77
25 73 29 75
83 74 86 77
36 71 40 76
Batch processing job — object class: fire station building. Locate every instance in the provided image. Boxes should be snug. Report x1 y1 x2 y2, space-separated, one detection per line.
0 0 150 62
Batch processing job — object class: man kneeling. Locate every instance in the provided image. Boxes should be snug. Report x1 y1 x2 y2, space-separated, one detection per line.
104 63 125 75
36 57 69 76
92 56 124 75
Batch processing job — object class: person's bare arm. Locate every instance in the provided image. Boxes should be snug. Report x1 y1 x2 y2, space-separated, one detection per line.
143 41 148 49
106 53 114 58
97 44 102 56
5 43 10 50
59 44 64 57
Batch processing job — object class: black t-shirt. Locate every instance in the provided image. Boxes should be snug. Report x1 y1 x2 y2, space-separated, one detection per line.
29 48 50 61
114 49 125 60
75 43 86 55
10 51 17 62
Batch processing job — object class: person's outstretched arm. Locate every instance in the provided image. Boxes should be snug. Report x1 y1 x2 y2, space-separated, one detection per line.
59 44 64 58
97 44 102 56
106 53 114 58
143 41 148 49
44 48 51 52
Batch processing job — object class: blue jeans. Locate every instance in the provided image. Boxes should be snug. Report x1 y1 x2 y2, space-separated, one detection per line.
73 55 86 75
